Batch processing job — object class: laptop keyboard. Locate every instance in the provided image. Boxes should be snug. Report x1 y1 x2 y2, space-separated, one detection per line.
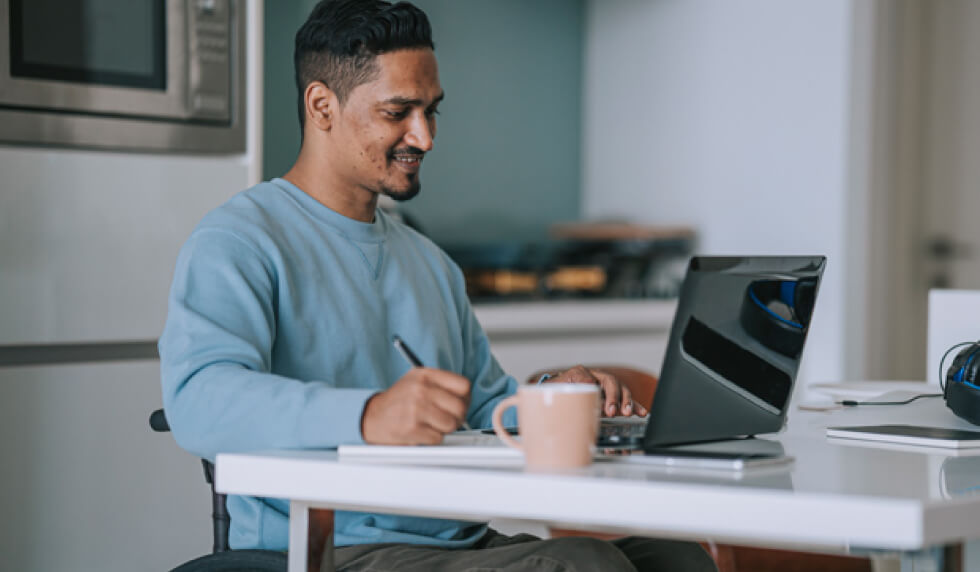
598 417 648 447
481 416 648 448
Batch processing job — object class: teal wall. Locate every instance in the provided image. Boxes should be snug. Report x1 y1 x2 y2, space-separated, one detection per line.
262 1 309 186
264 0 584 244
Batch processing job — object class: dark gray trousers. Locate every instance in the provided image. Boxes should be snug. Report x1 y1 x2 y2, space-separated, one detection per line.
333 529 718 572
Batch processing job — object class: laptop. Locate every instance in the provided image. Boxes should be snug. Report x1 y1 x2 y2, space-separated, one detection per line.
638 255 825 450
340 255 826 463
512 255 825 450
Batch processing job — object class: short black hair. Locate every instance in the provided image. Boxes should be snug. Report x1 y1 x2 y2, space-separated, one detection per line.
294 0 434 128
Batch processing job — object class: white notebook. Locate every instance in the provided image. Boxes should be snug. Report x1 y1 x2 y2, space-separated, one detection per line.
338 432 523 467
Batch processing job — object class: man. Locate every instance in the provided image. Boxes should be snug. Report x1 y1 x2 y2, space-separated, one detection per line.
159 1 715 570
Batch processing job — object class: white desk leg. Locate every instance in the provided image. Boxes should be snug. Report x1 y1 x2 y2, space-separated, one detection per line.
288 500 310 572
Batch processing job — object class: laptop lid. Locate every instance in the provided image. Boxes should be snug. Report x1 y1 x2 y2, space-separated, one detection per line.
642 255 827 448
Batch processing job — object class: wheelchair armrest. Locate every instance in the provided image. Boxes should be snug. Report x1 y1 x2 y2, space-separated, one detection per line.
149 408 170 432
205 458 231 553
149 407 232 553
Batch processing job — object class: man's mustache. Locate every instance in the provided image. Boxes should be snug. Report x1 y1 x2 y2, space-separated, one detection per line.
388 147 425 158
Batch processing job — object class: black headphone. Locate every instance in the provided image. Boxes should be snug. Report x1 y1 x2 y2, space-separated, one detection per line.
740 278 818 358
942 341 980 426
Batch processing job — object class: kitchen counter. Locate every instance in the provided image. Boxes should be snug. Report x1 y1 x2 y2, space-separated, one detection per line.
472 299 677 382
472 298 676 336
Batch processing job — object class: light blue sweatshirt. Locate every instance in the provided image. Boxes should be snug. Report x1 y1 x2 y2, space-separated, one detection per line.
159 178 519 550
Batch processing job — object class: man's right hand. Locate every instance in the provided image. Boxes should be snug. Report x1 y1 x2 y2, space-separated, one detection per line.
360 368 472 445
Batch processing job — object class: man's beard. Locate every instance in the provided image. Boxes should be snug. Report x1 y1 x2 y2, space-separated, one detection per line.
382 179 421 202
382 145 424 202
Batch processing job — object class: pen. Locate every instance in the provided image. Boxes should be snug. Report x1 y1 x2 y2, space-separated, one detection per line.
392 335 473 431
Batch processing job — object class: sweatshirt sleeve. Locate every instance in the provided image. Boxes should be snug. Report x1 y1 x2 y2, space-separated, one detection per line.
445 262 520 429
158 228 376 461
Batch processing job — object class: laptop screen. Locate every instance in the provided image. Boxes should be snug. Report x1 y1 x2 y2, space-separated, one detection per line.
643 255 826 448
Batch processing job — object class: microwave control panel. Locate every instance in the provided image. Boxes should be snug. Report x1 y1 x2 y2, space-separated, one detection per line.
188 0 233 122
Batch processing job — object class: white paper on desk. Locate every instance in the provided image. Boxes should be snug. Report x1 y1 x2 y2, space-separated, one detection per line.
338 432 524 468
807 381 935 401
799 381 939 410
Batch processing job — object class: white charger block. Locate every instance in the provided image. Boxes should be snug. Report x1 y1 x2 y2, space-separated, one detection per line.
927 289 980 385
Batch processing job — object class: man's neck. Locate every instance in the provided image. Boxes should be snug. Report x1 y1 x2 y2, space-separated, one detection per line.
282 152 378 223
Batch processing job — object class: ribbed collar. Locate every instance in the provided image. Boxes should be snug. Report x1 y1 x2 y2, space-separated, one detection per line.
271 177 388 243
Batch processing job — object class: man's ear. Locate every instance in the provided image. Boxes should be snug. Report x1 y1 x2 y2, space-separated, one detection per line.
305 81 335 131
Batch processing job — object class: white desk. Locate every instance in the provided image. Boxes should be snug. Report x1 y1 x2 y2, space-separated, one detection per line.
217 398 980 572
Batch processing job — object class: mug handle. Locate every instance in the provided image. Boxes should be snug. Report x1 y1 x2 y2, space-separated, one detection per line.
491 395 522 451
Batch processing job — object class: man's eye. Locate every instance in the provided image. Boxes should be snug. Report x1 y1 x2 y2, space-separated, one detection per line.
384 109 408 119
425 108 441 118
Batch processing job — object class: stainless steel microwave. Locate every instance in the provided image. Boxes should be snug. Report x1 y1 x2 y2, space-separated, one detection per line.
0 0 245 154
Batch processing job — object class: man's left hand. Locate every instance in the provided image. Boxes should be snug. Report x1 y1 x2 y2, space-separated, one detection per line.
546 365 649 417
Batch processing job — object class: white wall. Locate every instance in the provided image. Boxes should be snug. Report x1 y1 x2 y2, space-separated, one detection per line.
582 0 859 385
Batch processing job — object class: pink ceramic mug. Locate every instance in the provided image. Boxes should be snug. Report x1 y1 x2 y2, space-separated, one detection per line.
491 383 601 470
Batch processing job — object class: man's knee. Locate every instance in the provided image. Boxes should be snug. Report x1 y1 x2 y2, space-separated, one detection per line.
613 536 719 572
535 537 635 571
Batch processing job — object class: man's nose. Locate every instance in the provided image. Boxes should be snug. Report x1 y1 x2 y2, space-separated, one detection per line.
404 115 434 152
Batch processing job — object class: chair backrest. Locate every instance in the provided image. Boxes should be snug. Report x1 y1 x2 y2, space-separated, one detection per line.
150 409 231 553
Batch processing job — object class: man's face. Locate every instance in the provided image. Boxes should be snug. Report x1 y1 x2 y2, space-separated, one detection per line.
329 48 442 202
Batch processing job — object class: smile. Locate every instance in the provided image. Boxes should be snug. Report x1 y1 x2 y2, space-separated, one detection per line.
392 154 423 165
